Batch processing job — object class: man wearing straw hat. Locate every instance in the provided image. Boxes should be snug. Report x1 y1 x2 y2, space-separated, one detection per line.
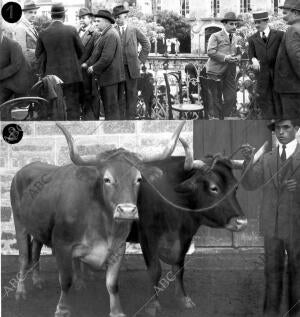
35 3 84 120
274 0 300 118
248 11 283 119
14 0 40 72
206 11 242 119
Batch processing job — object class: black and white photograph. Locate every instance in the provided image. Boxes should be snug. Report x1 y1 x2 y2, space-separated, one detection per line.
1 0 300 317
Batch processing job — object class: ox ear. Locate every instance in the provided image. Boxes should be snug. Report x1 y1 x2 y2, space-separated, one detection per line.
175 178 197 193
75 167 100 183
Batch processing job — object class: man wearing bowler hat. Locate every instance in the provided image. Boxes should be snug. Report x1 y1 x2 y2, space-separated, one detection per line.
77 7 99 119
14 0 40 73
35 3 84 120
83 10 125 120
274 0 300 118
248 11 284 119
241 119 300 317
113 4 150 120
206 12 242 119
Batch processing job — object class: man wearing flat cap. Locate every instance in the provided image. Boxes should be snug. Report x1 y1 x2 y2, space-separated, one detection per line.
241 119 300 317
14 0 40 73
206 12 242 119
248 11 284 119
83 10 125 120
77 7 99 119
35 3 84 120
274 0 300 118
113 5 150 119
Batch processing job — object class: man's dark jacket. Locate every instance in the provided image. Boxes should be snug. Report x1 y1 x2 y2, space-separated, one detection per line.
86 25 125 87
35 20 84 84
0 36 34 95
248 29 283 96
274 22 300 94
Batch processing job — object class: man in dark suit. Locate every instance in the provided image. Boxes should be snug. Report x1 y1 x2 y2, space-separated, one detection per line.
274 0 300 118
83 10 125 120
77 7 99 119
0 23 34 104
241 119 300 317
206 12 242 119
35 3 84 120
113 5 150 119
248 11 284 119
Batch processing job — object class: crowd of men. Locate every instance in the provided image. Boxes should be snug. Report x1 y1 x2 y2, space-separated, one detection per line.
0 1 150 120
206 0 300 119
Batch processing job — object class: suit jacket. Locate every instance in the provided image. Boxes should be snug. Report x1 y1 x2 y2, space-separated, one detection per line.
120 25 150 79
80 29 100 64
0 36 34 94
86 26 125 87
14 17 38 66
248 29 284 96
242 143 300 241
274 22 300 94
206 30 239 76
35 20 84 84
79 25 98 47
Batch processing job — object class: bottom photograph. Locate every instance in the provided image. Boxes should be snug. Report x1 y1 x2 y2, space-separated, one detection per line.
1 119 299 317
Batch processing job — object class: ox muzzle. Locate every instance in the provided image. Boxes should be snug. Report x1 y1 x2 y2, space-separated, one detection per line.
225 217 248 232
114 204 139 221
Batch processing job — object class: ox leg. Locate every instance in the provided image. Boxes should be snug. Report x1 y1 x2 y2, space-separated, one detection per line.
172 262 196 309
72 258 86 290
106 242 126 317
54 248 73 317
32 239 44 289
14 217 32 300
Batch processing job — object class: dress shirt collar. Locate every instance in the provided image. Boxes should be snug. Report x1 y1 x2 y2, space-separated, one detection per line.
260 26 270 38
278 138 298 160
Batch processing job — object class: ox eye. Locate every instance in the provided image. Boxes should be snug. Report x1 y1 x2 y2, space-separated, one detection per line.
104 178 111 184
136 177 142 184
209 185 219 194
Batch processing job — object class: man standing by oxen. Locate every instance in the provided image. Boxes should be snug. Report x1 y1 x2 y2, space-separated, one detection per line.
241 119 300 317
83 10 125 120
206 12 241 119
274 0 300 118
248 11 284 119
113 5 150 120
35 3 84 120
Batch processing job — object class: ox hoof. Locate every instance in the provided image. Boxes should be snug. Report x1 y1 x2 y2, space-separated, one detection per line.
109 313 126 317
73 278 86 291
145 300 161 316
33 276 45 289
180 296 196 309
15 291 26 301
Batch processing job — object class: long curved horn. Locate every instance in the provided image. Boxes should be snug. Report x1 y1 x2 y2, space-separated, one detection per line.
56 123 98 166
230 141 269 169
179 137 206 170
142 121 185 162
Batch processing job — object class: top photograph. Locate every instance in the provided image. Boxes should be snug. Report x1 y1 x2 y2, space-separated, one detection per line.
0 0 299 121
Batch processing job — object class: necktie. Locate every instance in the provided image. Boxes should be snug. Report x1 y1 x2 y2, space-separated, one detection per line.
281 145 286 162
262 32 267 43
229 33 233 43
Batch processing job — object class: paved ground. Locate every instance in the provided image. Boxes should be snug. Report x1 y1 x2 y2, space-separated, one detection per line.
1 251 289 317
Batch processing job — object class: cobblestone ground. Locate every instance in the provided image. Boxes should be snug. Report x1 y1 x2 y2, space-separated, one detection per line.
1 256 267 317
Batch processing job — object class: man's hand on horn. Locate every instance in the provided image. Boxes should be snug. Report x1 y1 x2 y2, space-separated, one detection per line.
240 144 256 162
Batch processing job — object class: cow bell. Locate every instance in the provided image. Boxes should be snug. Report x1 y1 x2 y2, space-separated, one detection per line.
114 204 139 221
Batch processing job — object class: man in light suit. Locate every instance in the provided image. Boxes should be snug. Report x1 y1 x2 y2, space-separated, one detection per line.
274 0 300 118
241 119 300 317
248 11 284 119
14 0 39 74
206 12 242 119
113 5 150 119
36 3 84 120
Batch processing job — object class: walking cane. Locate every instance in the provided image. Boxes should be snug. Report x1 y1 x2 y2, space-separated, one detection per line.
93 76 102 119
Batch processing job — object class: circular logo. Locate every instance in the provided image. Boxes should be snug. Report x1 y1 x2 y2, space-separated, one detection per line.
2 124 23 144
1 2 22 23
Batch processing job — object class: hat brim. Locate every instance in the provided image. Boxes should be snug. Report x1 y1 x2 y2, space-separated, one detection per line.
93 15 115 23
51 9 67 14
79 13 93 17
221 18 242 22
22 6 40 11
253 17 269 21
113 9 129 17
279 5 300 10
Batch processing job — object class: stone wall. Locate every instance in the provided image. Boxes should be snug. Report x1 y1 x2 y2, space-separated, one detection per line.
0 121 193 255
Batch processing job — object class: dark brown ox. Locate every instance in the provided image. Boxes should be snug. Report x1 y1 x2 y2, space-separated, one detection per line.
10 122 184 317
127 138 268 316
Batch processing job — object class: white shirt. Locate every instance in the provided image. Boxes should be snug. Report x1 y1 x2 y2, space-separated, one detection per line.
260 26 270 39
278 139 298 160
120 24 127 35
